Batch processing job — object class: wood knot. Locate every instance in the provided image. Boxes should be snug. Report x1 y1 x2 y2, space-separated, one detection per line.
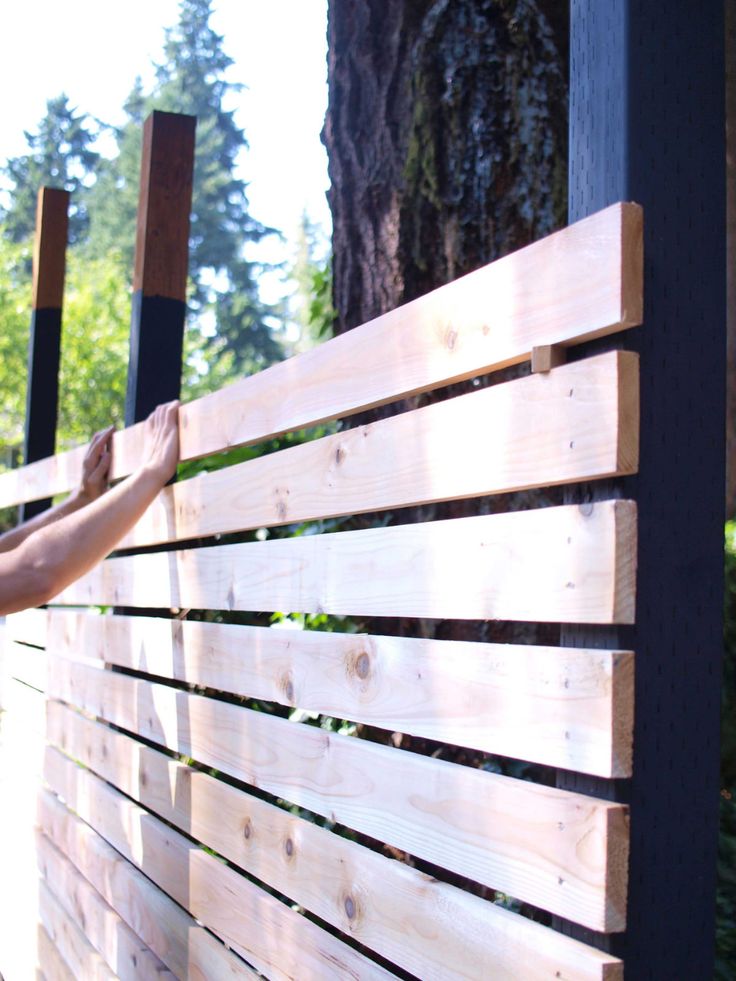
276 498 288 521
284 837 295 858
346 646 374 689
445 328 458 350
243 818 253 840
344 895 356 920
281 672 295 703
334 446 345 465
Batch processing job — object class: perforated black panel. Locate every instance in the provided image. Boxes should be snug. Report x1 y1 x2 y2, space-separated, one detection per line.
561 1 726 974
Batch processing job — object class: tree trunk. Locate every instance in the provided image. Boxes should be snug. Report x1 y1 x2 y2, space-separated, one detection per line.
323 0 568 333
323 0 569 649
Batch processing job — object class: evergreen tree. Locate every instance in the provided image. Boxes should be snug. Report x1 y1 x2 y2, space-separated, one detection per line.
283 211 335 354
85 0 281 379
1 94 99 244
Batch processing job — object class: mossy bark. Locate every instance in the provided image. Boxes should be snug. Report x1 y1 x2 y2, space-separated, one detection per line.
323 0 568 332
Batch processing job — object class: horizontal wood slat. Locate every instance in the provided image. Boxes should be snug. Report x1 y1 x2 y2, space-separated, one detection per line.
38 790 257 980
120 350 639 548
5 608 48 648
43 748 400 981
0 676 46 740
46 657 629 930
4 640 46 692
47 703 627 974
0 202 642 508
54 500 637 624
37 832 175 981
47 610 634 777
37 922 75 981
38 878 116 980
44 744 623 980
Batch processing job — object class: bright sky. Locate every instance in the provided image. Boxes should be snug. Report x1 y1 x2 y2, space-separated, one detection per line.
0 0 331 261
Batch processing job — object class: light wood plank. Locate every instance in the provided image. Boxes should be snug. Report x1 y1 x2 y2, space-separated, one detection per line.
43 748 399 981
46 658 629 930
120 350 640 548
48 702 629 965
38 790 256 981
0 202 642 508
38 878 116 980
37 832 175 981
6 608 48 648
0 675 46 741
37 923 74 981
44 745 622 980
5 641 47 693
54 500 637 624
47 609 634 777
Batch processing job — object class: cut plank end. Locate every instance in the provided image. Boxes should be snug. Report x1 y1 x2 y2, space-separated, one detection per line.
615 351 640 474
612 500 638 623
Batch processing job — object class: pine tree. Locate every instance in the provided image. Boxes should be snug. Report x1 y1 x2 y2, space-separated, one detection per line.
85 0 281 379
1 94 99 244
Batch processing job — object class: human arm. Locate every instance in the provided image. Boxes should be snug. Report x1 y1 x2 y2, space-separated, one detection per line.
0 401 179 616
0 425 114 554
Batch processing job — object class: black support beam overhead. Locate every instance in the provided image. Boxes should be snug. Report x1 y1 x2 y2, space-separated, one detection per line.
125 111 196 425
561 1 726 976
22 187 69 522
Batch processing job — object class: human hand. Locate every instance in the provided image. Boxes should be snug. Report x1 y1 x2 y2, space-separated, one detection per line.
78 425 114 503
141 400 180 486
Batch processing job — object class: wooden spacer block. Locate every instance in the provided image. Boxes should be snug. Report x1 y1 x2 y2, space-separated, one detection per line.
531 344 567 373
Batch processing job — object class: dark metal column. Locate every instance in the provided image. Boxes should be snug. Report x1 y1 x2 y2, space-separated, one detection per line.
561 1 726 975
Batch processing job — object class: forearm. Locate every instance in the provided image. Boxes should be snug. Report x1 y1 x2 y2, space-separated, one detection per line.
0 466 164 614
0 489 89 554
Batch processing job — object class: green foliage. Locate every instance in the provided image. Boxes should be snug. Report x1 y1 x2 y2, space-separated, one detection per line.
84 0 282 380
0 232 130 457
0 234 33 455
56 250 130 448
283 212 335 353
1 95 99 245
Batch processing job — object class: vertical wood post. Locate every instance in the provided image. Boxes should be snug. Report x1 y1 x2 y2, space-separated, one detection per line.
559 2 726 975
22 187 70 521
125 111 196 426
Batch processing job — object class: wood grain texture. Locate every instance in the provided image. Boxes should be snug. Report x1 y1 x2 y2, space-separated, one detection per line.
32 187 69 310
38 790 256 981
5 608 48 648
47 703 627 974
47 750 621 981
47 609 634 777
0 203 642 508
53 500 637 624
37 922 75 981
38 878 116 980
46 659 630 930
43 749 399 981
37 832 175 981
5 640 47 693
133 111 195 300
120 350 639 548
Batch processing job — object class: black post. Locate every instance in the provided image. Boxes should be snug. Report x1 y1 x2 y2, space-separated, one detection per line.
22 187 69 521
559 2 726 976
125 111 196 425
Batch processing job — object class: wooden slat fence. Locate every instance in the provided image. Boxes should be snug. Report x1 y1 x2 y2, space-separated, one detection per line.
1 200 642 979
